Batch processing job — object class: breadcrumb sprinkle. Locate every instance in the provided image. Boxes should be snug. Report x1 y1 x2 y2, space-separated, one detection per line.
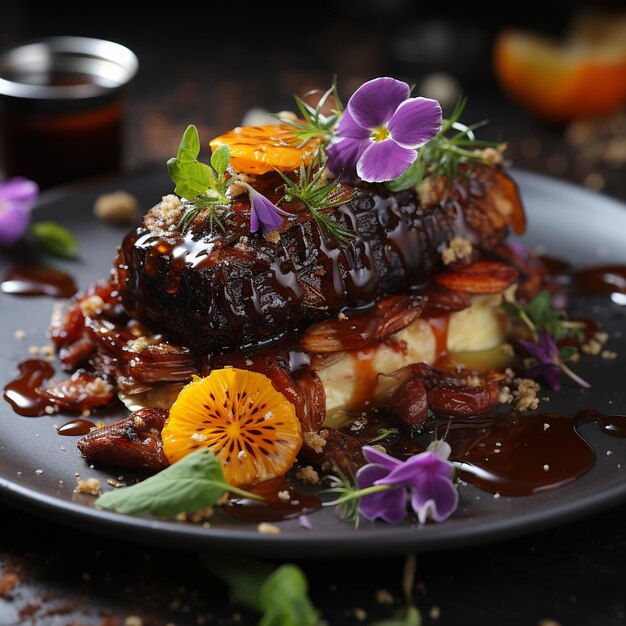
441 236 473 265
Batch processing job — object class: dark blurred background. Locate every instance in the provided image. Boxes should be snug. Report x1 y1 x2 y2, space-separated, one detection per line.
2 0 626 197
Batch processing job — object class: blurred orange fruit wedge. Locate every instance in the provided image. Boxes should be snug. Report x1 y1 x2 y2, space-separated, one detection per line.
493 16 626 122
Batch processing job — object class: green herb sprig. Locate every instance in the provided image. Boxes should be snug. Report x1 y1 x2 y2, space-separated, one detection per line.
167 124 232 235
281 78 343 143
386 98 505 191
94 448 262 517
277 157 355 242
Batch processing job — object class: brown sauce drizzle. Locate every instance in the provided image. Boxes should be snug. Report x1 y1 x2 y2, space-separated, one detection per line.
3 359 55 416
227 476 321 522
1 266 77 298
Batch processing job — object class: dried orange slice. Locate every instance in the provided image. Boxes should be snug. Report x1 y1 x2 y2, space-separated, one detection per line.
493 24 626 121
209 124 320 175
161 368 302 487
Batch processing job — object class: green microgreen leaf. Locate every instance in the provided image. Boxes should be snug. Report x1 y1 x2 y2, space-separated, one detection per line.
94 448 260 517
210 143 231 177
201 557 320 626
29 221 79 259
167 124 216 199
167 125 233 235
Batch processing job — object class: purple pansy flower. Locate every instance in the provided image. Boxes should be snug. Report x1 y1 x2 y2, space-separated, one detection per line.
356 443 458 524
0 177 39 245
519 327 590 391
239 182 291 234
327 77 442 183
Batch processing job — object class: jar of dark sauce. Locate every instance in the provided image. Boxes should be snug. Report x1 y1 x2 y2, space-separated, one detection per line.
0 37 138 189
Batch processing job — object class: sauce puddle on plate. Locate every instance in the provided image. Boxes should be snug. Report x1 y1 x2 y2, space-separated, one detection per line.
1 265 78 298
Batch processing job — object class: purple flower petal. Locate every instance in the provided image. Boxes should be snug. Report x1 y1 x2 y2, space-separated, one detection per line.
388 97 442 149
380 451 452 487
247 187 290 234
326 137 370 182
410 472 459 523
0 177 38 207
334 108 370 141
356 140 417 183
359 486 408 523
0 206 31 245
527 363 562 391
361 445 403 471
0 177 38 246
347 77 410 130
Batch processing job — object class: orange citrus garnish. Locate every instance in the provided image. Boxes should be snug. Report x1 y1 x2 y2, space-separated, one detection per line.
161 368 302 487
209 124 320 175
493 22 626 122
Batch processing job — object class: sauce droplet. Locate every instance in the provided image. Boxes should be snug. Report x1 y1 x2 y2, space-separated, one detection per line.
1 266 77 298
57 418 96 436
3 359 55 416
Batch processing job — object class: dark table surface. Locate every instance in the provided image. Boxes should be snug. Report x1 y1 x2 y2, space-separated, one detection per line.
1 2 626 624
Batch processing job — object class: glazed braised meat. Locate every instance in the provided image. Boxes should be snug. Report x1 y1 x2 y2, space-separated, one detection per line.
113 167 525 354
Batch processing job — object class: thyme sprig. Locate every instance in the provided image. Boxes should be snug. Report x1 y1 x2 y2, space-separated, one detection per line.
277 156 355 242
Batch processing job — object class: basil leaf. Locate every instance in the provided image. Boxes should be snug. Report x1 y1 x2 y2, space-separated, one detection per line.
500 300 521 317
259 564 319 626
385 160 424 192
167 124 215 199
95 448 229 516
30 221 79 259
210 143 230 177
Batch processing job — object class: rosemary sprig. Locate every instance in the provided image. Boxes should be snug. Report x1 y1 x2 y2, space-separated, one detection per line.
277 156 355 242
281 77 343 143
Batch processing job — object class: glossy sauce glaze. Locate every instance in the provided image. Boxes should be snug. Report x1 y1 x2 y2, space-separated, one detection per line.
57 418 97 436
114 168 523 354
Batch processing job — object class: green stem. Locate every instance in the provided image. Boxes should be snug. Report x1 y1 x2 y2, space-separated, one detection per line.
226 485 265 501
321 484 393 507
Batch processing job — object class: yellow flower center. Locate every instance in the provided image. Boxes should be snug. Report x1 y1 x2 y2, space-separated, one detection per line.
370 126 390 142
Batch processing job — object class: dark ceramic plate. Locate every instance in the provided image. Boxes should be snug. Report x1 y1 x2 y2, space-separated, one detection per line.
1 168 626 558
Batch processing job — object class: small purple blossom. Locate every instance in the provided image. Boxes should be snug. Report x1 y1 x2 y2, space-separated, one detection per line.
519 327 590 391
239 182 291 234
355 443 458 525
0 177 39 245
327 77 442 183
